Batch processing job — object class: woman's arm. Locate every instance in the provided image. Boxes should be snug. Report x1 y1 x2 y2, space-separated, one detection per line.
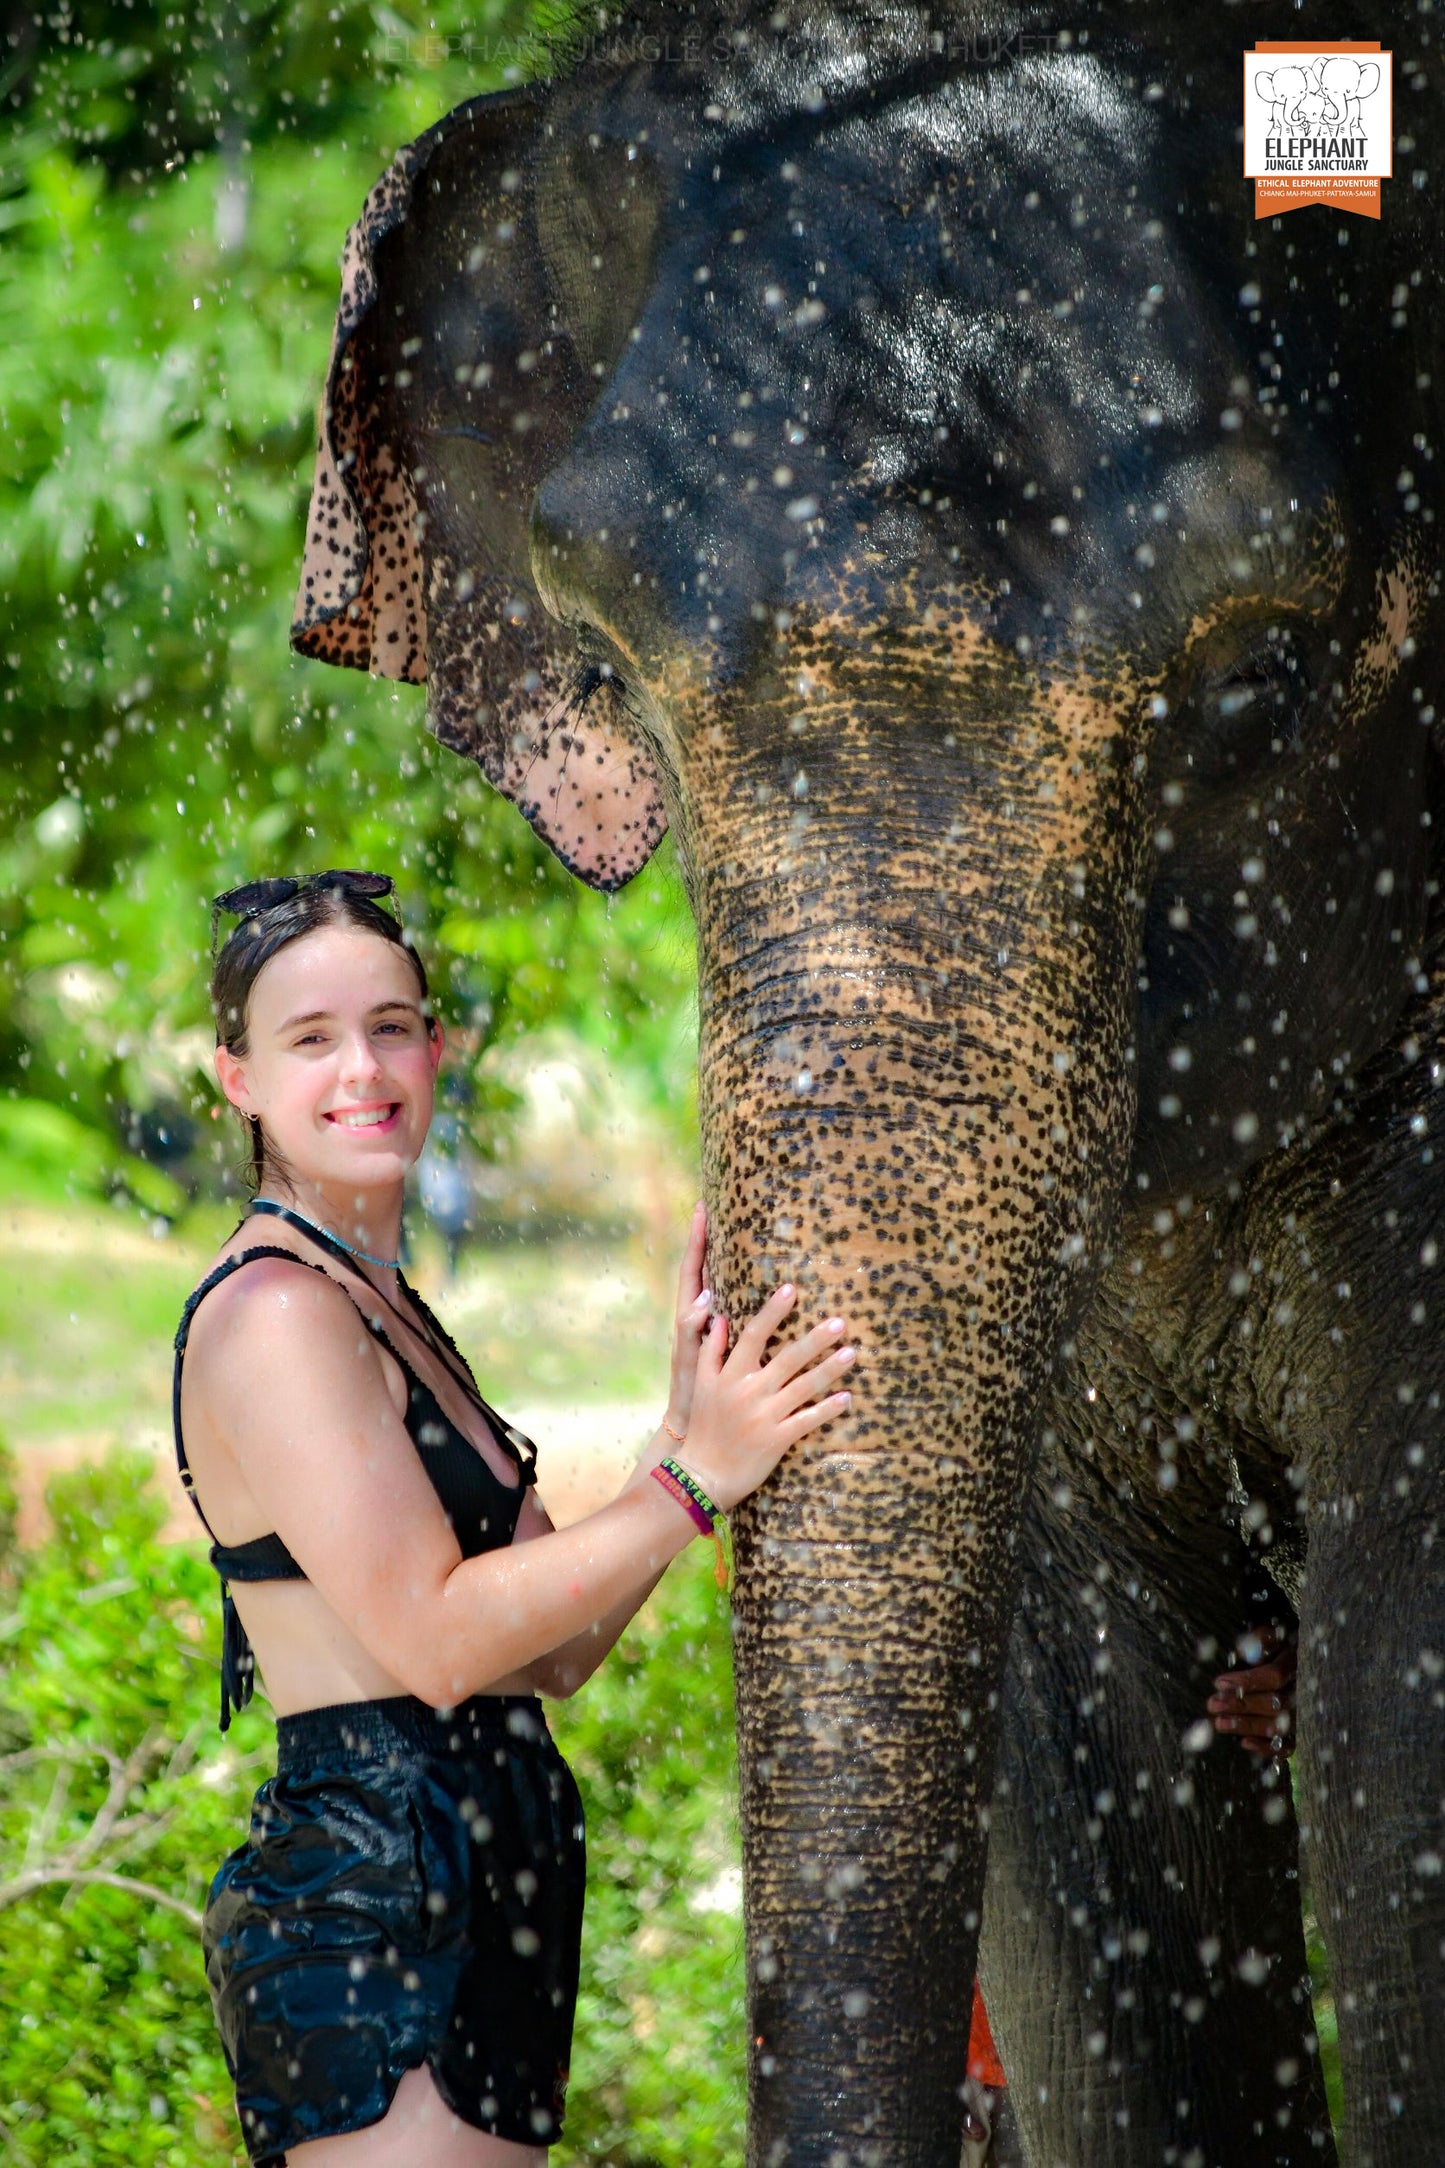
514 1442 688 1699
201 1250 852 1710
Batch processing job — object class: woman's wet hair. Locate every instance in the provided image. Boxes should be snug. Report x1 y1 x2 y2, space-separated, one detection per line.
210 879 433 1194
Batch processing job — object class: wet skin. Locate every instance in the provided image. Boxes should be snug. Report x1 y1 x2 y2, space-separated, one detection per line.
290 5 1444 2164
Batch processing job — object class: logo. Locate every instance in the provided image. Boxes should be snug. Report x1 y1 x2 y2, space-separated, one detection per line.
1243 41 1392 219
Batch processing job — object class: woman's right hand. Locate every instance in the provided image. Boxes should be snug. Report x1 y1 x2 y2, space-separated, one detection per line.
669 1282 854 1513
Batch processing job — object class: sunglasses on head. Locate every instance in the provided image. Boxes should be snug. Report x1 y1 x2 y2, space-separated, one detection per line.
210 870 396 957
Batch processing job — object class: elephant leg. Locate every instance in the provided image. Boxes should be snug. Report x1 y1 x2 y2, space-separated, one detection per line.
1296 1489 1445 2166
979 1462 1336 2168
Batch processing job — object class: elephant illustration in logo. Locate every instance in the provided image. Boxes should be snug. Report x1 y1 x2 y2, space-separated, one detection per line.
1315 54 1382 132
1255 54 1382 135
1253 63 1313 132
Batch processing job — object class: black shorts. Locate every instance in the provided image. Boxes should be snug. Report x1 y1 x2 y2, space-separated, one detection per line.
203 1694 586 2164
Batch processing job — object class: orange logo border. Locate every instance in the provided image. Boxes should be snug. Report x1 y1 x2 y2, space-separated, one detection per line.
1244 40 1391 220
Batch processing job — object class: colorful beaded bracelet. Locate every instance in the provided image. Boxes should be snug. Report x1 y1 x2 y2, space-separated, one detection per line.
659 1455 720 1524
651 1460 716 1537
650 1455 730 1589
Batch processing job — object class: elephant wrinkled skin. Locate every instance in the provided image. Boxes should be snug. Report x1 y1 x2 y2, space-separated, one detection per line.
289 5 1444 2163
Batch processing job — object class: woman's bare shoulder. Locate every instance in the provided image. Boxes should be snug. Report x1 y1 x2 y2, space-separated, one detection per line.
183 1242 365 1370
183 1247 398 1491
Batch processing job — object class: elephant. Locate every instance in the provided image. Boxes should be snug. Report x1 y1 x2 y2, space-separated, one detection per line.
1314 57 1382 135
1254 66 1314 136
288 4 1444 2163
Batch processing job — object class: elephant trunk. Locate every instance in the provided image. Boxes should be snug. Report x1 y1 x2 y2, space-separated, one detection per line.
684 730 1143 2166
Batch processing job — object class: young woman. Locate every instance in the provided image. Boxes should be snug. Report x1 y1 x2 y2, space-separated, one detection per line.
174 870 855 2166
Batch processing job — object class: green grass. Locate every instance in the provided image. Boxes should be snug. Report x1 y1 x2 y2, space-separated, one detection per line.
421 1236 674 1405
0 1200 233 1445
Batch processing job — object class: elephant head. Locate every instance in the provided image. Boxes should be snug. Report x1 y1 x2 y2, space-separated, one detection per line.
1253 64 1313 131
1314 54 1383 129
292 8 1439 2161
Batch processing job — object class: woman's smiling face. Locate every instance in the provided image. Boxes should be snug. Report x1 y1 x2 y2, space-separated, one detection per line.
215 924 442 1194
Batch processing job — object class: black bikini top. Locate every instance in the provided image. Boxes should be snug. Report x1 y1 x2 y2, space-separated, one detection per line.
172 1202 538 1729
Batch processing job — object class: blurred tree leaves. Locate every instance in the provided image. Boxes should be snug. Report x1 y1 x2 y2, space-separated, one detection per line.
0 0 697 1214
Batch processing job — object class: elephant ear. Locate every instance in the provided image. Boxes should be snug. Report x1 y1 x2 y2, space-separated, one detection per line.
290 86 668 893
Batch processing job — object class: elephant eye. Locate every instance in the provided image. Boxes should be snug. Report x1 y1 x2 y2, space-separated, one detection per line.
571 624 634 708
1188 621 1315 777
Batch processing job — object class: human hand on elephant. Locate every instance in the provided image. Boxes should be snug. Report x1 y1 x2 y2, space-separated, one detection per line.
664 1232 855 1515
660 1200 716 1442
1207 1624 1298 1757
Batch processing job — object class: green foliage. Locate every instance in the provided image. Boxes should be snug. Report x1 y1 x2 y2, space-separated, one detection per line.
1301 1877 1345 2140
0 0 697 1214
3 0 581 191
552 1570 746 2164
0 1447 744 2167
0 1093 187 1213
0 1445 267 2166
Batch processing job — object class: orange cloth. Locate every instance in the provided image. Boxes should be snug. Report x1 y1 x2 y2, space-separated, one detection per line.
967 1980 1007 2089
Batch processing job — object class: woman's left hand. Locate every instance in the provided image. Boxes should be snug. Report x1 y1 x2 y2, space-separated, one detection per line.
664 1200 713 1439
